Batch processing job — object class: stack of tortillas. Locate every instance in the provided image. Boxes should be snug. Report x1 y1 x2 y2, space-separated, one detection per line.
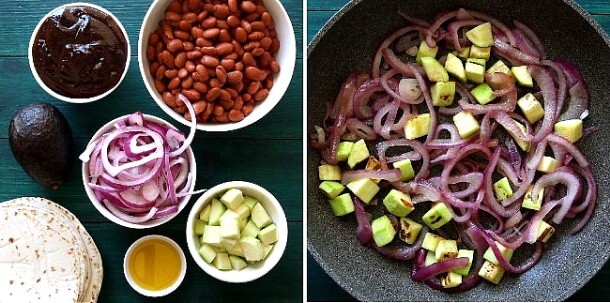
0 197 103 303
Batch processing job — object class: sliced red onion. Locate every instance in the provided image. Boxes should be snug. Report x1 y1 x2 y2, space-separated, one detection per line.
546 134 589 167
528 65 558 143
459 73 517 114
103 199 158 223
513 20 545 57
341 168 402 184
493 38 540 65
512 29 541 58
372 26 423 77
353 197 373 245
412 257 469 281
425 11 458 48
353 78 384 119
377 139 430 180
151 205 179 219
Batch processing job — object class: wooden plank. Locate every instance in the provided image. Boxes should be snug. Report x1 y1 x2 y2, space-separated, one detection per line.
83 222 303 302
0 0 304 59
0 57 303 140
0 138 302 222
307 0 610 15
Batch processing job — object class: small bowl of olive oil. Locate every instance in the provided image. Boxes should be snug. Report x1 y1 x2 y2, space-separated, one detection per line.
123 235 187 297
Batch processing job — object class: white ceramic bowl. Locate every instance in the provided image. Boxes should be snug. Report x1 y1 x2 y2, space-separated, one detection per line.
123 235 187 297
138 0 296 131
186 181 288 283
28 2 130 103
82 114 196 229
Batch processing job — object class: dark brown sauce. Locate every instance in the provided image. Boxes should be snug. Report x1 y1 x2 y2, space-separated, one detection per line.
32 5 128 98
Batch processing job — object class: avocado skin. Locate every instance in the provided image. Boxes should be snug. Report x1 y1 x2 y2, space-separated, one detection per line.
9 103 74 188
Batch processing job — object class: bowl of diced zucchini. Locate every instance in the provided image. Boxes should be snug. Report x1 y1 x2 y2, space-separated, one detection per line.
186 181 288 283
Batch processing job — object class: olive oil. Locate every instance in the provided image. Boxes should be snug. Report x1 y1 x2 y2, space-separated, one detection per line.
128 238 182 291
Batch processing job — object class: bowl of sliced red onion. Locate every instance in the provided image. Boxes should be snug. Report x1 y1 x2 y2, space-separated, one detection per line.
80 103 202 229
308 0 610 301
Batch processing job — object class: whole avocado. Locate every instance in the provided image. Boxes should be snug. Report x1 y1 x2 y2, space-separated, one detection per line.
9 103 74 188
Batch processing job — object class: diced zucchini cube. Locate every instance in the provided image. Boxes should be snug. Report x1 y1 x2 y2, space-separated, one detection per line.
229 255 247 271
445 53 467 83
318 164 342 181
512 66 533 87
465 58 486 83
431 82 456 107
329 193 355 216
220 188 245 210
226 242 245 257
201 225 221 247
522 185 543 211
243 196 258 210
209 198 226 226
242 220 260 238
554 119 583 143
425 250 439 266
453 249 475 276
404 113 432 139
347 139 370 169
258 224 279 245
194 220 206 235
336 141 354 162
198 244 217 264
421 57 449 82
415 41 439 64
483 241 514 265
234 203 251 221
537 221 555 243
487 60 513 78
517 93 544 124
220 218 240 240
441 272 463 288
398 218 423 244
469 45 491 61
383 189 415 217
219 209 239 222
493 177 513 202
479 260 505 284
506 119 530 151
455 46 471 60
251 203 273 228
220 237 237 251
213 252 232 270
422 203 453 229
346 178 380 204
465 22 494 47
422 232 446 251
319 181 345 199
453 111 480 138
393 159 415 182
239 236 265 262
435 239 459 261
471 83 495 105
371 215 397 247
263 244 274 259
536 156 558 173
199 204 211 222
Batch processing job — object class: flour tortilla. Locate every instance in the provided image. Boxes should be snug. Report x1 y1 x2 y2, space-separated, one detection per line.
0 207 81 303
14 198 104 303
0 198 103 303
4 200 90 301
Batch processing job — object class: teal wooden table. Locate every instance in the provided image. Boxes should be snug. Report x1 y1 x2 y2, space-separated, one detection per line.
307 0 610 301
0 0 302 302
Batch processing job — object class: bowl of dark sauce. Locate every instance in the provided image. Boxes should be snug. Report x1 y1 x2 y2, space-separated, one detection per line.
28 2 130 103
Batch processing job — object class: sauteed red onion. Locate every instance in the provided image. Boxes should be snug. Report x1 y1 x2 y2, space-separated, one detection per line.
312 8 597 292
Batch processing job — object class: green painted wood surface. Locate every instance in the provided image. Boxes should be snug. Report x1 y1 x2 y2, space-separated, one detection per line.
307 0 610 301
0 0 303 302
